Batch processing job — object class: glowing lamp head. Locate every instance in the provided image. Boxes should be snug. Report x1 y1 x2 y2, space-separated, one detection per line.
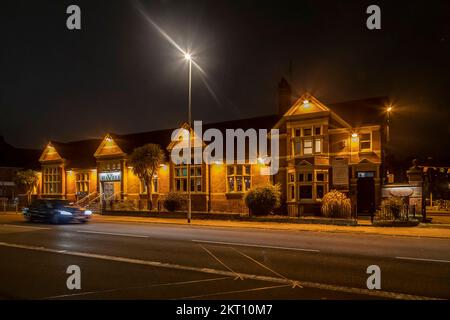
184 53 191 61
352 133 358 138
303 100 309 104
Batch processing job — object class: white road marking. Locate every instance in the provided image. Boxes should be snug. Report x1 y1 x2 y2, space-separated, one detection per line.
44 276 230 299
192 239 320 252
76 230 150 238
231 247 302 288
0 241 437 300
1 224 50 230
198 244 243 280
175 284 291 300
396 256 450 264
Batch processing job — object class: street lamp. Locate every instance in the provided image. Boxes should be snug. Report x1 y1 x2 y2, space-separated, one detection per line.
185 53 192 224
384 105 393 184
386 106 392 143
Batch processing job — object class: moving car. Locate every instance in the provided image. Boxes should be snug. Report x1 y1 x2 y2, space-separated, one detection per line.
23 199 92 224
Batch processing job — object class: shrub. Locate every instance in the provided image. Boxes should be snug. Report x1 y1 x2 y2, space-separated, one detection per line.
244 184 281 216
321 190 352 218
378 197 405 220
163 192 185 212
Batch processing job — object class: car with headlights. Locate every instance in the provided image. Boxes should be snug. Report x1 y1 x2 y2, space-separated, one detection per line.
23 199 92 224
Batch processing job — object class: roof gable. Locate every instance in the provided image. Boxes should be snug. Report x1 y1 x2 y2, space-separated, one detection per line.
284 94 330 116
166 122 206 152
39 143 63 163
94 134 126 158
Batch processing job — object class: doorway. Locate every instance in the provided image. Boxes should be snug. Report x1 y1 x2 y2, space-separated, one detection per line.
357 171 375 215
102 181 120 200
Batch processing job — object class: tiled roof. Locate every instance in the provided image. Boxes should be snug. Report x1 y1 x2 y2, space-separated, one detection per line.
45 114 280 169
0 137 41 169
328 97 389 127
36 96 386 169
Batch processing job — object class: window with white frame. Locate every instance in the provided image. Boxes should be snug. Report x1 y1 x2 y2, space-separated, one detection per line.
297 170 313 200
293 169 329 201
291 125 323 156
315 170 329 200
288 172 296 201
43 166 62 194
189 166 202 192
174 164 187 192
227 164 251 192
174 164 202 192
76 172 90 193
141 176 159 194
303 139 313 155
359 132 372 151
314 138 322 153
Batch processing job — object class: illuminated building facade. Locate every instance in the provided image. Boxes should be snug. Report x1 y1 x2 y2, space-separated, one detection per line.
36 81 387 215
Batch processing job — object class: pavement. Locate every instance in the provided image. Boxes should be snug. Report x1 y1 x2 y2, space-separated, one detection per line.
0 214 449 300
85 213 450 239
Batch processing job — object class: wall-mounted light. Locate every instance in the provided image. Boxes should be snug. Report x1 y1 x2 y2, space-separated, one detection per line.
352 133 358 138
302 99 311 108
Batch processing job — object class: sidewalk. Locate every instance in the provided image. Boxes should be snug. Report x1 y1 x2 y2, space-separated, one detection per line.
3 210 450 239
93 214 450 239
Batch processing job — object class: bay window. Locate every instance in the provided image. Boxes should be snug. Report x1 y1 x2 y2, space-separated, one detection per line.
291 125 323 156
291 169 329 202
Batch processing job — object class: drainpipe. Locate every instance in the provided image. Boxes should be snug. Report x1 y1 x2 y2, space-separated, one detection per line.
208 164 211 212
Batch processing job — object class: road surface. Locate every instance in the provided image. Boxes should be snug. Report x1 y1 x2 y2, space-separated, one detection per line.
0 214 449 299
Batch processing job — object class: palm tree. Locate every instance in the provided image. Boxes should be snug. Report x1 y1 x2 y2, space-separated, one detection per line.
14 170 39 205
129 144 165 211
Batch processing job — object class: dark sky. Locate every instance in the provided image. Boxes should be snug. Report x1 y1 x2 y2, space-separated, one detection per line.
1 0 449 161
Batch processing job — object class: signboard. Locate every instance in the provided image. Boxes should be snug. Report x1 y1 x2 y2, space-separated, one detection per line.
332 159 349 187
99 171 121 182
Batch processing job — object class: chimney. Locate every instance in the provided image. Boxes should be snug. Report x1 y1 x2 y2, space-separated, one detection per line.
278 77 292 115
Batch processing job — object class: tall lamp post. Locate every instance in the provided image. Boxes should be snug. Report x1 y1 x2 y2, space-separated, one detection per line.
185 53 192 224
384 106 393 184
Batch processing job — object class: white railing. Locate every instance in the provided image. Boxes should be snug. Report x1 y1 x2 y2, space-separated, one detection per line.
74 191 97 207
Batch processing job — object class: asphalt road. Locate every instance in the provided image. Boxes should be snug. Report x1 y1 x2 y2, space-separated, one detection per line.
0 214 449 300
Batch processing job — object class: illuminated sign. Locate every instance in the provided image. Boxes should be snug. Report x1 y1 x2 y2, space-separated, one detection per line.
99 171 121 182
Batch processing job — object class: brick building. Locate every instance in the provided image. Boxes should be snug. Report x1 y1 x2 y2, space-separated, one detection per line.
34 80 388 216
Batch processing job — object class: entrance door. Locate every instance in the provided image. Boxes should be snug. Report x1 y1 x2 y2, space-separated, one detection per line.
357 172 375 215
102 182 115 200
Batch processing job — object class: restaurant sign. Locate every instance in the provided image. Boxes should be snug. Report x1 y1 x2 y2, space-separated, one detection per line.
99 171 121 182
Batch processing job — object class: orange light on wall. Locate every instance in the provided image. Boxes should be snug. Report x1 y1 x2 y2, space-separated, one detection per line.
158 164 169 175
211 161 225 173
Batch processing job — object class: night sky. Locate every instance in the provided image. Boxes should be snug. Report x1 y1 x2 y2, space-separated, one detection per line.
1 0 449 161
